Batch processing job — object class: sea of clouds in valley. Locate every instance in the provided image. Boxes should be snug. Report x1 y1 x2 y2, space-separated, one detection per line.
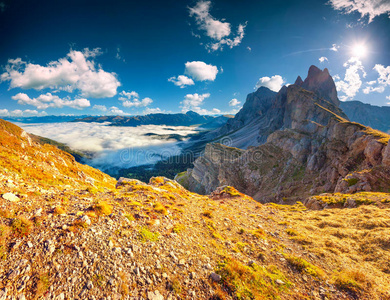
18 122 199 171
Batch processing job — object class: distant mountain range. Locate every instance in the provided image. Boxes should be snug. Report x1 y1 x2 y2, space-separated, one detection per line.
340 101 390 133
73 111 231 128
4 102 389 134
3 115 89 123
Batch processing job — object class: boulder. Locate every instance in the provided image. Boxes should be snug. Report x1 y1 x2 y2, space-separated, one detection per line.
2 193 19 202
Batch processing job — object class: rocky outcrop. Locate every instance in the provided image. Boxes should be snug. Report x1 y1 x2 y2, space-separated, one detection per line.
383 142 390 166
185 66 390 202
187 119 390 203
196 87 278 149
298 66 339 107
303 192 390 210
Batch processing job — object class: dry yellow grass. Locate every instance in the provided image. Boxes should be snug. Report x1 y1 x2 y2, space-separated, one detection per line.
92 201 113 215
53 206 66 215
0 119 115 194
271 202 390 299
1 116 389 300
153 202 168 215
11 216 34 237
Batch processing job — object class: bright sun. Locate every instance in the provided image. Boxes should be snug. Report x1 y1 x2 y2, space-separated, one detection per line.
352 44 367 58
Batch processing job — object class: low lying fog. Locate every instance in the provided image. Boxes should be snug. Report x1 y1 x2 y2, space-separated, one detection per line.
19 122 199 171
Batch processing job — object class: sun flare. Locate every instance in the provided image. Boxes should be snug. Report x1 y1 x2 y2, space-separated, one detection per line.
352 44 367 58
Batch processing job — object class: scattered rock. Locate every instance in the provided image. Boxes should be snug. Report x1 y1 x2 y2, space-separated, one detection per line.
80 215 91 225
2 192 20 202
35 208 43 216
44 240 56 255
86 280 93 290
147 290 164 300
210 272 221 282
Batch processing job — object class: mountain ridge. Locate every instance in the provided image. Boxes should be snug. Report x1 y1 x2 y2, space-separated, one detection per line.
191 66 347 150
183 66 390 202
73 111 229 128
340 100 390 133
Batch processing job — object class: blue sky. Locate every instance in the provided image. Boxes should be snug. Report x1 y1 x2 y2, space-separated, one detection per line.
0 0 390 117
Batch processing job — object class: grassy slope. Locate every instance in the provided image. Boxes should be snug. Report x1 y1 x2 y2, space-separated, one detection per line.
0 119 115 193
29 134 88 162
1 175 390 299
0 119 390 299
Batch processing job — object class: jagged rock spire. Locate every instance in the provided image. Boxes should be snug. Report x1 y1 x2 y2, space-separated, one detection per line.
300 65 340 107
294 76 303 86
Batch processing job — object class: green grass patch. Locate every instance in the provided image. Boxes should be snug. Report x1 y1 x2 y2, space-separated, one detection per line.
11 217 33 237
139 227 159 242
284 254 324 278
217 258 291 299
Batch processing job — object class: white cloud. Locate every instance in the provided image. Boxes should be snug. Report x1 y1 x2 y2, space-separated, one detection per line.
168 75 195 88
93 105 108 112
122 97 153 108
362 64 390 94
189 1 246 51
182 93 210 108
387 95 390 104
108 106 130 115
255 75 284 92
169 61 218 89
19 122 199 170
363 86 385 94
330 44 339 51
83 47 103 58
180 93 220 114
11 92 91 110
247 46 252 52
1 48 121 98
115 47 126 62
228 107 241 114
189 1 231 40
328 0 390 23
118 90 152 108
119 90 139 101
23 109 46 116
0 109 9 116
181 93 208 112
319 56 328 63
0 108 47 117
209 23 247 51
229 98 241 106
185 61 218 81
143 107 165 114
374 64 390 86
334 57 366 101
10 109 23 116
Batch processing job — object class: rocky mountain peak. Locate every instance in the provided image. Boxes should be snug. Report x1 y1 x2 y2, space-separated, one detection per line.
185 110 200 117
198 65 346 149
301 65 339 106
294 75 303 86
